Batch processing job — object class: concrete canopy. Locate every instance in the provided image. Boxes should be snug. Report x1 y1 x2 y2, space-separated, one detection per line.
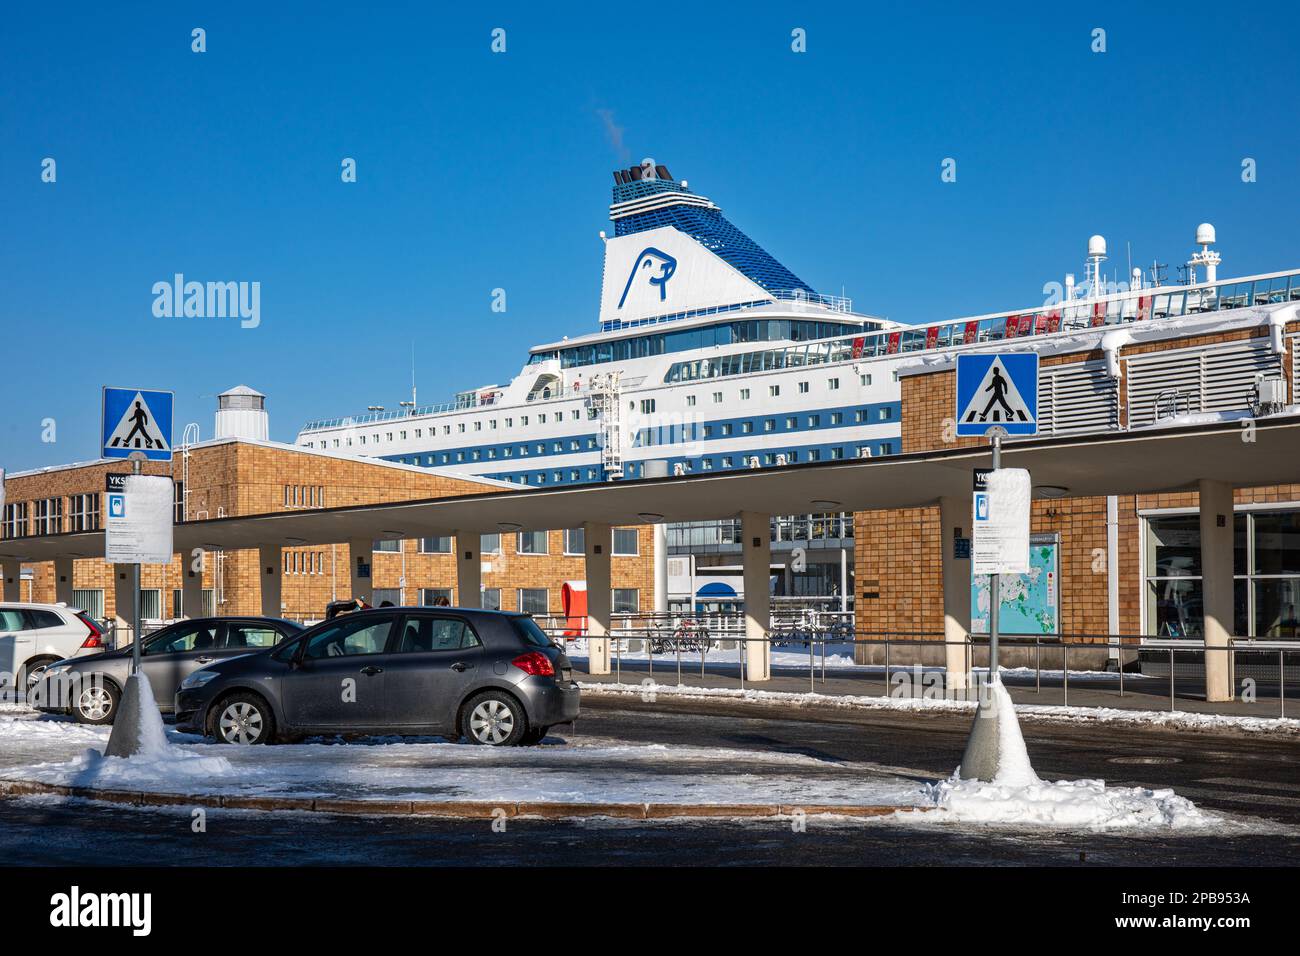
4 414 1299 563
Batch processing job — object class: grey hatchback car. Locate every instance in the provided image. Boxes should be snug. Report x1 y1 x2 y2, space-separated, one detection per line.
174 607 579 746
34 616 303 724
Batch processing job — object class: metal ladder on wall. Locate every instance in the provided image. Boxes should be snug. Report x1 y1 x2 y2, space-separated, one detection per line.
586 371 624 479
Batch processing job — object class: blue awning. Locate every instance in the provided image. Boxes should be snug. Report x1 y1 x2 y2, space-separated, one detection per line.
696 581 738 598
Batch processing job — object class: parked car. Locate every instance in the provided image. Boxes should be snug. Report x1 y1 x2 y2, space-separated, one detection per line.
0 602 108 700
35 616 304 724
174 607 579 746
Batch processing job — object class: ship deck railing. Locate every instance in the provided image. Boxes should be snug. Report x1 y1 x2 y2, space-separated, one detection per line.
664 268 1300 384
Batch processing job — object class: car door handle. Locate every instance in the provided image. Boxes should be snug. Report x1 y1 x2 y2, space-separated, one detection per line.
195 657 214 664
360 665 383 676
450 662 473 673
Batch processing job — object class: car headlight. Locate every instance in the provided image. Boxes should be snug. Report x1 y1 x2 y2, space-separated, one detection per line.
180 670 220 690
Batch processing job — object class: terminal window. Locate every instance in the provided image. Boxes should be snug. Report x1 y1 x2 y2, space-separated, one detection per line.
613 528 639 555
518 588 549 615
1145 509 1300 638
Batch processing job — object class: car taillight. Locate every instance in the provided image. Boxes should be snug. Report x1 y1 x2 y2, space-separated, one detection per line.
511 652 555 677
79 615 103 649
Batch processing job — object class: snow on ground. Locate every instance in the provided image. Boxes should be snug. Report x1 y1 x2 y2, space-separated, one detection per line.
0 706 921 807
0 703 1266 832
581 681 1300 736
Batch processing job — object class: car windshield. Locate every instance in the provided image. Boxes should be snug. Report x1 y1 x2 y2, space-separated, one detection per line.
272 634 307 662
510 615 555 648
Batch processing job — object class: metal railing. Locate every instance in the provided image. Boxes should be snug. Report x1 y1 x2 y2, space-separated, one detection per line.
535 625 1298 719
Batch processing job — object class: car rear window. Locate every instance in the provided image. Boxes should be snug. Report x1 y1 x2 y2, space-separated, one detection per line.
510 615 555 648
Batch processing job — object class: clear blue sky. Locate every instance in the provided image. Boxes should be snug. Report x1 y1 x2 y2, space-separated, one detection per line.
3 1 1297 472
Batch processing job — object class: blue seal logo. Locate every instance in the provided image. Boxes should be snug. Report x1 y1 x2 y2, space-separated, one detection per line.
618 247 677 308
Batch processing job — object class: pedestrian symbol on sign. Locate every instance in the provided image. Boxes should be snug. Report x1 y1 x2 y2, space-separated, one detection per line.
119 401 159 448
977 365 1023 422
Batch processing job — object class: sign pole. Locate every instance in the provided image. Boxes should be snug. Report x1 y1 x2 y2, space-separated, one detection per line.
987 429 1004 679
130 452 143 675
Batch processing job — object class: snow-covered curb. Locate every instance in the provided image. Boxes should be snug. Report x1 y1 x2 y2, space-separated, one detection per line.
581 681 1300 736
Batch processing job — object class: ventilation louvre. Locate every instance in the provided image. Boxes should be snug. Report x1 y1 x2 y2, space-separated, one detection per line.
1126 340 1282 428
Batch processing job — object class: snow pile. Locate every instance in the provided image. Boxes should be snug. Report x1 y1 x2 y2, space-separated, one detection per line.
125 673 170 757
989 678 1036 786
921 776 1218 830
37 676 235 789
925 680 1218 830
46 746 236 790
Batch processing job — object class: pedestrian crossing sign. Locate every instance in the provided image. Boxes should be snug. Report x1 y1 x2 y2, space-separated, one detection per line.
955 353 1039 437
102 387 174 461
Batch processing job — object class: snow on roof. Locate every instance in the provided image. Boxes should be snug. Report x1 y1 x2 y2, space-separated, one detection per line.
3 436 515 490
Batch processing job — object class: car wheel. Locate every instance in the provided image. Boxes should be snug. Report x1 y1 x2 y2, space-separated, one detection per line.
20 657 61 695
73 681 120 725
461 691 527 746
212 693 275 745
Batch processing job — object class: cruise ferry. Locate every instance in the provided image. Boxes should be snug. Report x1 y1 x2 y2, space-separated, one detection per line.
295 159 1298 488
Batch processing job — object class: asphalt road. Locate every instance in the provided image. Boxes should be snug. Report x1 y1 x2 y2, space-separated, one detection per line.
3 697 1298 866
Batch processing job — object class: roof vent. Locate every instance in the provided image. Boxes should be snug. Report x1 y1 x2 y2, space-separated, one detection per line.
215 385 268 441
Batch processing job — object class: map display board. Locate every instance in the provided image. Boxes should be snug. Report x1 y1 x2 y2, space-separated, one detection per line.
971 534 1060 635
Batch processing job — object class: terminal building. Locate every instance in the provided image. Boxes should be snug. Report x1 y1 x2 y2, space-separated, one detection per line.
856 295 1300 665
1 387 653 635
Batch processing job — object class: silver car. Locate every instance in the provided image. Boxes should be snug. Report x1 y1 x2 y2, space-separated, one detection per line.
34 616 303 724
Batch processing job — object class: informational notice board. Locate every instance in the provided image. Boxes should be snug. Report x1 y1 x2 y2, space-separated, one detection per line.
971 467 1031 575
105 475 174 565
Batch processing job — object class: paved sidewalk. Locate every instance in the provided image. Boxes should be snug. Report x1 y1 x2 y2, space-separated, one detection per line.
573 658 1298 721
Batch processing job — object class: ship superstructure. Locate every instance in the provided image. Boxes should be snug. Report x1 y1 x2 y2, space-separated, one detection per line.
296 161 1297 490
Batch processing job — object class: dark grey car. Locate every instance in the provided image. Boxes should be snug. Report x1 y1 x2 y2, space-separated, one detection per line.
34 617 303 724
174 608 580 746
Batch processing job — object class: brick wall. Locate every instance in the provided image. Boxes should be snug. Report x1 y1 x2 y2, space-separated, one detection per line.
860 318 1300 649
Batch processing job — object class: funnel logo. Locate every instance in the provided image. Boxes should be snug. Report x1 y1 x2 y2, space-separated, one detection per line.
618 247 677 308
